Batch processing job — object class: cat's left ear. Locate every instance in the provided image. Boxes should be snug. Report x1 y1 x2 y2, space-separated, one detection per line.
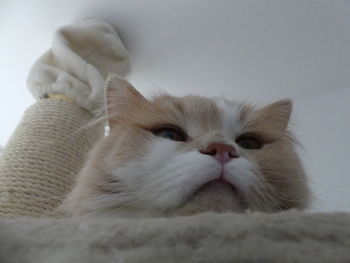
250 99 292 141
105 73 147 127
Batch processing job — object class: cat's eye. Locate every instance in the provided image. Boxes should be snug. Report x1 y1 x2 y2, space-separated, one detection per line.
236 136 262 150
152 126 187 142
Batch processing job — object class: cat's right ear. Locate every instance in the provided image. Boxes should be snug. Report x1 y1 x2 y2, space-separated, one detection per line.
105 73 147 128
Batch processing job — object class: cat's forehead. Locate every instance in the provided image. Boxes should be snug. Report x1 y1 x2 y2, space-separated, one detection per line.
214 98 246 135
152 95 247 135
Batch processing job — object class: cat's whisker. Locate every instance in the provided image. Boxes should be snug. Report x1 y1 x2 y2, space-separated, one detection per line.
265 178 306 183
86 184 169 212
82 195 136 211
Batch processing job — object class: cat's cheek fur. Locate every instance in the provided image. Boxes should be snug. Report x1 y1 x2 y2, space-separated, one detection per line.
114 138 222 211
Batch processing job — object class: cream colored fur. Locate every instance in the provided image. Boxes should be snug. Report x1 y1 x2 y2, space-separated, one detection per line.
64 75 310 217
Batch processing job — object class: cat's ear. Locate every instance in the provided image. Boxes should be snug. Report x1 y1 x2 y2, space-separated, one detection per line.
105 73 147 128
250 99 292 141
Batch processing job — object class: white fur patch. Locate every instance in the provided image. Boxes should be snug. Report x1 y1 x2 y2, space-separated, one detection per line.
224 158 259 193
215 98 244 138
111 136 263 215
112 138 222 210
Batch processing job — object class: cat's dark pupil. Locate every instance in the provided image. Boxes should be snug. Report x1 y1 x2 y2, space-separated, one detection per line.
236 137 261 149
162 131 176 140
153 127 186 142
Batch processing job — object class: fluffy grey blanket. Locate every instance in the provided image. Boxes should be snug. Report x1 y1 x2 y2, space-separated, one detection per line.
1 211 349 263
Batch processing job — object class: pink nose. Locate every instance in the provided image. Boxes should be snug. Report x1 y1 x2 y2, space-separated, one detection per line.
200 143 239 164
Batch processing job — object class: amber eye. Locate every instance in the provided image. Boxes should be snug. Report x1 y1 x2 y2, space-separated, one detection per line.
236 136 262 149
152 126 187 142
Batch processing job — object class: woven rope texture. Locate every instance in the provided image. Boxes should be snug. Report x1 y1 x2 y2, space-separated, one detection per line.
0 99 102 218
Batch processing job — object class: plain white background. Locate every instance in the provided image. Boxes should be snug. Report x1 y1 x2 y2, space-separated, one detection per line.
1 0 349 212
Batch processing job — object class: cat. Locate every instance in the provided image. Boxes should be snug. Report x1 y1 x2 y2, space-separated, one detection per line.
64 74 311 217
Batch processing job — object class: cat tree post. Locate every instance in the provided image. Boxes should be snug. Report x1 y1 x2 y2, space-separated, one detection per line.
0 99 103 217
0 18 130 218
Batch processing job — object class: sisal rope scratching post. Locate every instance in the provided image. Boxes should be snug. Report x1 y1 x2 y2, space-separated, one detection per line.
0 99 103 218
0 19 130 218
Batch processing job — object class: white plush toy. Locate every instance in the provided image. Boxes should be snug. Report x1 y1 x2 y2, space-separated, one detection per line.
27 19 130 112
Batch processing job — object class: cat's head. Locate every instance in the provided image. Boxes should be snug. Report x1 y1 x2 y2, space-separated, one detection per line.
65 74 311 217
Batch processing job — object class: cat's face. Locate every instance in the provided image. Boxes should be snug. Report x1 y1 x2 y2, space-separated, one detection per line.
65 75 310 217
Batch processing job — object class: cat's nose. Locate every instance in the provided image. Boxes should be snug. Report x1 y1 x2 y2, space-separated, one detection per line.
200 143 239 164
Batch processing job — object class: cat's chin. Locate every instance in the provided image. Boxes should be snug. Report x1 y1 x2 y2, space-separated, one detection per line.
173 181 246 216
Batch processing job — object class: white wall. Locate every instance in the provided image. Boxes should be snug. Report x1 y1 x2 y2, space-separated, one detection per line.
1 0 350 146
294 88 350 212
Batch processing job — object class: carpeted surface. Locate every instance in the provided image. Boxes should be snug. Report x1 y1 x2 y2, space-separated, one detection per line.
0 211 349 263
